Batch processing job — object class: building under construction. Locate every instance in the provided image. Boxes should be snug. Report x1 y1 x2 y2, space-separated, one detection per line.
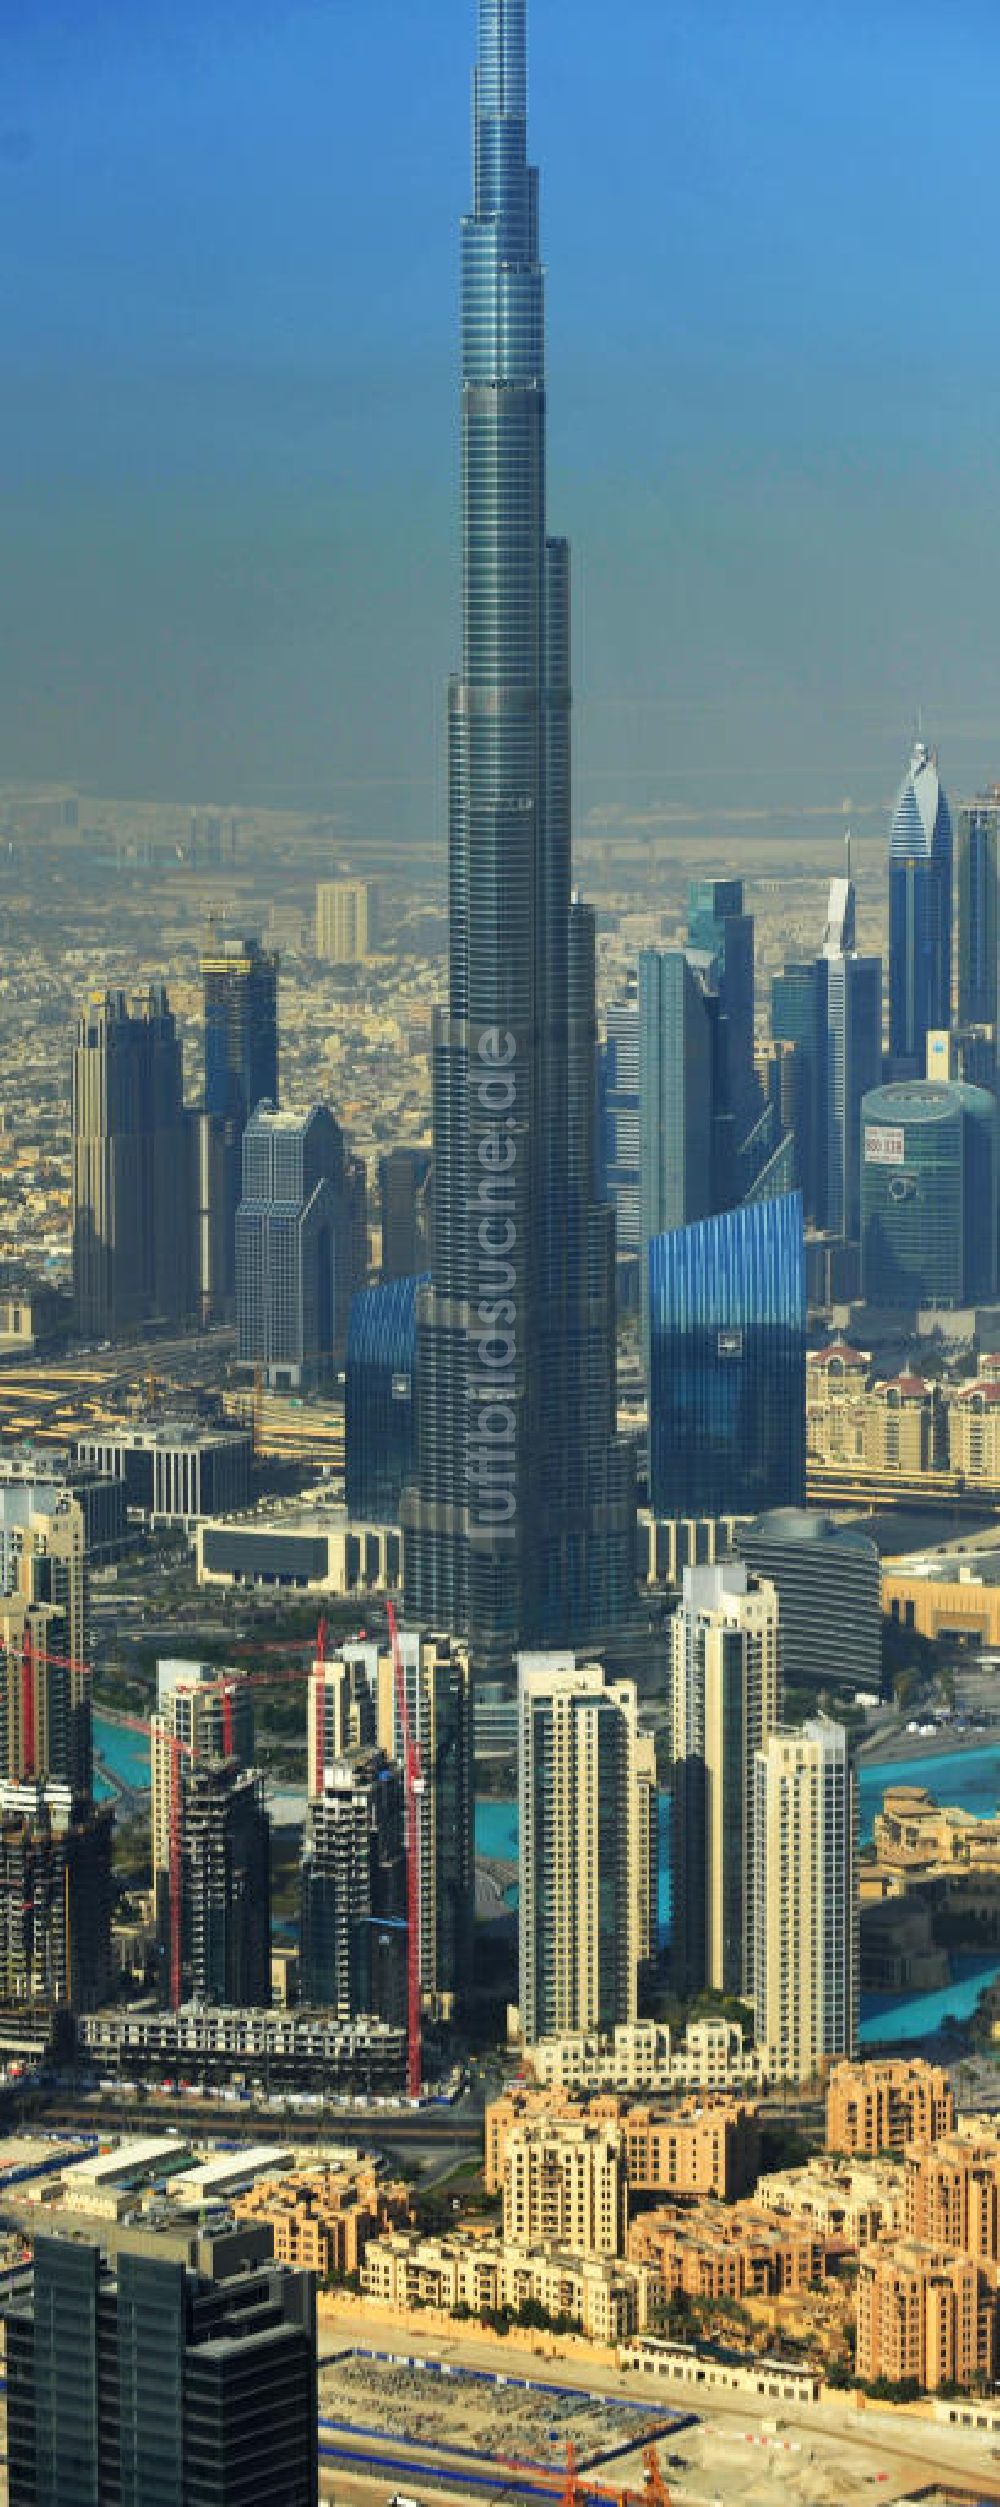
183 1760 270 2009
0 1780 112 2013
299 1749 405 2026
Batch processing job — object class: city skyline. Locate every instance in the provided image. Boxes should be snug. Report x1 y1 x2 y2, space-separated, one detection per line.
5 2 1000 824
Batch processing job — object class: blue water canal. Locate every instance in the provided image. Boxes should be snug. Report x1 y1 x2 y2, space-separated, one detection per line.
95 1710 1000 2048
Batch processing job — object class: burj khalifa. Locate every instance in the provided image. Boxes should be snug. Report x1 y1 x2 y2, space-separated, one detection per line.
402 0 635 1677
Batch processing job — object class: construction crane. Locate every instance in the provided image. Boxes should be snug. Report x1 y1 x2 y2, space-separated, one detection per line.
386 1598 424 2099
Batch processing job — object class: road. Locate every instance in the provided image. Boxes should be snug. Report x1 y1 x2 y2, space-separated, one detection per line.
24 2092 484 2171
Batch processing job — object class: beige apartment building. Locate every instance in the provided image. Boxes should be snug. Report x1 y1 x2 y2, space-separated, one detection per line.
826 2057 955 2156
754 2154 906 2247
668 1562 779 2001
485 2090 760 2204
635 1730 658 1966
361 2230 654 2344
807 1347 940 1474
315 878 378 963
501 2119 625 2258
627 2198 844 2303
904 2126 1000 2263
856 2242 997 2392
517 1654 639 2044
753 1721 857 2084
945 1371 1000 1482
528 2016 768 2096
235 2162 410 2278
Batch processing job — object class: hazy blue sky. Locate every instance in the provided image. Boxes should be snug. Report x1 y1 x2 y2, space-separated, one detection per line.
4 0 1000 842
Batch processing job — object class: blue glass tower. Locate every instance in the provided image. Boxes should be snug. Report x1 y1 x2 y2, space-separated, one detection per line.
346 1273 427 1524
648 1194 806 1520
888 741 953 1076
403 1 634 1674
957 792 1000 1036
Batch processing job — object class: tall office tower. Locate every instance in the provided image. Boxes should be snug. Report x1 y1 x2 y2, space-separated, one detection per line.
315 877 379 963
299 1749 405 2023
957 789 1000 1035
860 1078 998 1307
599 989 641 1256
5 2232 318 2507
236 1103 365 1388
345 1273 425 1523
150 1659 254 1967
635 1728 659 1971
0 1783 112 2012
0 1493 90 1798
889 740 953 1077
821 858 883 1243
307 1648 378 1802
639 950 714 1256
378 1145 432 1280
183 1760 270 2008
771 960 826 1221
686 877 760 1162
200 925 280 1305
72 984 192 1339
753 1718 858 2084
648 1194 807 1520
518 1653 639 2046
402 0 635 1677
668 1563 780 2002
377 1630 474 2016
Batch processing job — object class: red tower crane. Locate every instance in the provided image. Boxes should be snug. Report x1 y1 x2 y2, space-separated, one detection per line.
386 1598 423 2098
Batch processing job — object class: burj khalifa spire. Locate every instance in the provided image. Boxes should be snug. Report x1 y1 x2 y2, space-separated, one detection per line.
403 0 635 1677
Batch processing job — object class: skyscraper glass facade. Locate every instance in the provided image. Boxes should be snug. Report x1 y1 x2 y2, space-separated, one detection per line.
649 1193 807 1520
860 1078 998 1308
403 0 634 1673
345 1273 426 1524
957 792 1000 1034
888 741 953 1075
638 950 713 1254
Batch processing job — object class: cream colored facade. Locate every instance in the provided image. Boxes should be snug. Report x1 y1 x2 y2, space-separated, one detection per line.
518 1654 639 2045
754 2155 906 2246
307 1647 377 1799
826 2057 955 2156
856 2241 997 2391
485 2090 760 2204
806 1344 871 1464
502 2119 625 2257
669 1564 779 1999
753 1721 858 2085
235 2161 410 2278
807 1347 939 1475
945 1377 1000 1483
150 1662 250 1878
528 2016 768 2096
361 2228 653 2343
872 1785 1000 1883
635 1730 657 1965
883 1562 1000 1646
315 879 378 963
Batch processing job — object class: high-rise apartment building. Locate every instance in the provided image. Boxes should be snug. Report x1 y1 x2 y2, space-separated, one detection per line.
72 985 192 1339
236 1103 365 1387
184 1760 270 2010
635 1730 659 1971
5 2231 318 2507
648 1193 806 1520
402 0 635 1676
668 1563 780 2001
518 1654 639 2047
860 1078 998 1308
753 1719 858 2084
957 788 1000 1036
0 1782 111 2013
307 1647 378 1801
299 1749 405 2024
888 740 953 1077
377 1630 474 2018
345 1273 425 1524
0 1596 86 1799
150 1659 254 1973
315 878 379 963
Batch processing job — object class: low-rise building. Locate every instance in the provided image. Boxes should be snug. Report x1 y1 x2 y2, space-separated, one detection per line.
871 1786 1000 1884
856 2241 998 2392
528 2018 768 2096
195 1509 401 1597
626 2197 847 2302
485 2090 760 2205
78 2003 406 2093
826 2057 955 2156
619 2335 820 2405
753 2155 905 2247
361 2229 654 2344
501 2119 625 2258
75 1416 251 1527
235 2162 411 2279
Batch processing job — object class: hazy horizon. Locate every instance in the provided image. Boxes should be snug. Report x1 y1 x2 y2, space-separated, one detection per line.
5 0 1000 841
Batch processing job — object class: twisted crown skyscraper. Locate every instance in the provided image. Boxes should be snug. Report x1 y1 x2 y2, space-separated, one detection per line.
403 0 635 1676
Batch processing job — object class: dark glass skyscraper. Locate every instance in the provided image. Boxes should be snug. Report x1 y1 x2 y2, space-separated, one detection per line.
957 789 1000 1035
648 1193 807 1520
345 1273 426 1523
404 0 634 1674
888 741 953 1076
